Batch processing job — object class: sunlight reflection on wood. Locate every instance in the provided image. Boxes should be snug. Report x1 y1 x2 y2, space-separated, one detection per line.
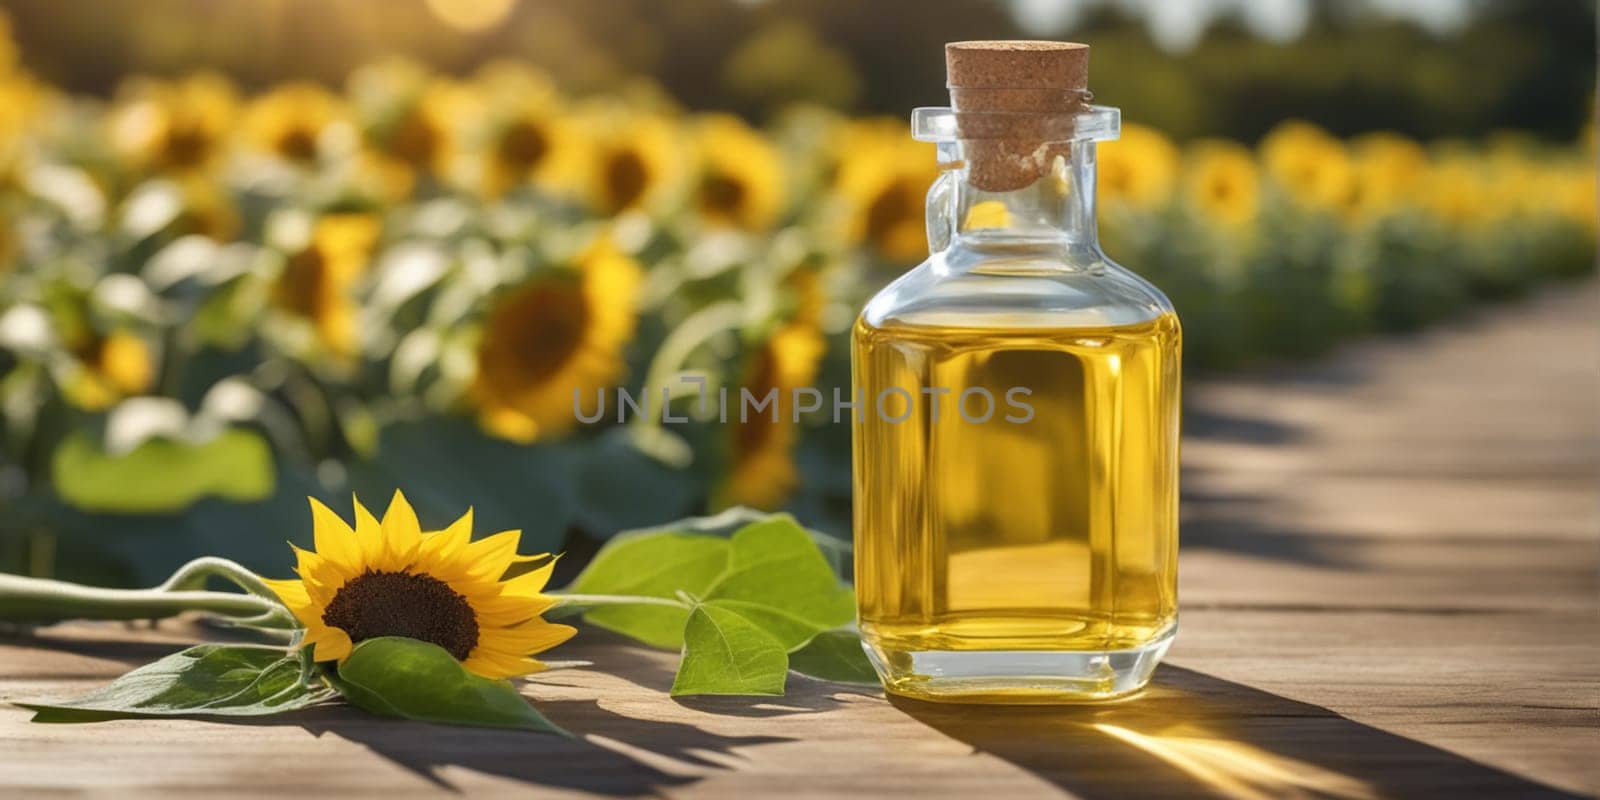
1093 721 1377 800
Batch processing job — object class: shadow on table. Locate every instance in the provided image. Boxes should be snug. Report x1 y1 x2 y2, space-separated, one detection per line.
891 664 1582 800
297 699 789 796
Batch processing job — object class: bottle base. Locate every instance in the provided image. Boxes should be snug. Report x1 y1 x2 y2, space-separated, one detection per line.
863 626 1174 704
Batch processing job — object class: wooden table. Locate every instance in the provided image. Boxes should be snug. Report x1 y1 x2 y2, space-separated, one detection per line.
3 285 1595 798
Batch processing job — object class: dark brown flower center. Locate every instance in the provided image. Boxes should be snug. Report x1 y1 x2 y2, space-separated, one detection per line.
163 121 213 170
732 345 780 458
387 110 440 169
277 127 319 163
322 570 479 660
483 282 590 386
498 120 550 172
604 148 650 213
274 247 330 318
700 172 747 218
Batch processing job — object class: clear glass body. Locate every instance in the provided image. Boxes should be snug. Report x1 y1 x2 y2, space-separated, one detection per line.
852 107 1181 702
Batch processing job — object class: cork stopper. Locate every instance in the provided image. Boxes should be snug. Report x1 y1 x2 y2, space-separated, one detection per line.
944 41 1091 192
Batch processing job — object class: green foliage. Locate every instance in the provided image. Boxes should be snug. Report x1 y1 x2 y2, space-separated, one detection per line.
333 637 566 734
21 645 333 722
565 512 865 696
569 531 728 648
50 429 275 514
671 603 790 696
787 631 878 685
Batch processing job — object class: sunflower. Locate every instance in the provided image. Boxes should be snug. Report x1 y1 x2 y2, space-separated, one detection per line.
349 60 462 199
1097 122 1179 210
263 491 575 679
107 73 238 175
462 63 582 199
166 176 241 242
715 321 825 511
65 329 154 411
472 242 643 443
580 109 684 216
1259 120 1353 211
272 213 383 357
832 121 938 262
0 73 51 186
243 82 350 167
1419 159 1493 226
1183 140 1260 228
692 114 785 231
1343 132 1429 221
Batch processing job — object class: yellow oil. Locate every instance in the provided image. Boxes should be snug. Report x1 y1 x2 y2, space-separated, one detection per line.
852 312 1181 699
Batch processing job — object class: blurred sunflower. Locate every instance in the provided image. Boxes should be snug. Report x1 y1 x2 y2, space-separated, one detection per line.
1260 120 1354 211
716 321 825 511
1097 123 1178 210
64 329 155 411
264 491 575 679
107 73 238 175
243 82 350 167
1344 132 1429 221
272 213 383 357
462 62 583 199
349 60 462 199
580 110 684 217
1548 167 1598 230
1183 140 1259 228
692 114 785 231
164 177 241 242
472 242 642 443
1419 158 1494 225
0 73 50 185
832 120 938 262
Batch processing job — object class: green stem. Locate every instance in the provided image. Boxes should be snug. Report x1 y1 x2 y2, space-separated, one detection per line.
0 556 296 628
551 593 688 610
0 574 276 624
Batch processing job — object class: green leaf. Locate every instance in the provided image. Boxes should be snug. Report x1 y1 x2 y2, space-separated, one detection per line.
333 637 565 734
671 604 788 697
51 428 275 513
705 517 856 630
568 532 730 648
704 599 823 651
21 645 332 722
787 631 879 685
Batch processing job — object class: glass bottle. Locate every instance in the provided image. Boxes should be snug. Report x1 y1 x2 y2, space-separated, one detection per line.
852 42 1180 702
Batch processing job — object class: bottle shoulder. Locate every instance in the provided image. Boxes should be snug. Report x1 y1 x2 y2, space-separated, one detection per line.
861 246 1176 331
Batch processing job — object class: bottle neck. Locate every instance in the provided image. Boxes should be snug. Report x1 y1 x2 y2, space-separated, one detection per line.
929 139 1100 258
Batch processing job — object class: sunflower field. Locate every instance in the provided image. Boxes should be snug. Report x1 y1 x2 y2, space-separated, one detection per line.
0 18 1593 585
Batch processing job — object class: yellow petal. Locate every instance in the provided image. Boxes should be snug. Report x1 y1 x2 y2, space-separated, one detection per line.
379 489 422 571
308 627 353 663
353 493 384 567
471 591 558 626
459 529 524 579
483 620 577 654
291 544 344 587
415 507 473 573
308 496 361 571
498 559 556 599
261 577 310 607
461 651 546 680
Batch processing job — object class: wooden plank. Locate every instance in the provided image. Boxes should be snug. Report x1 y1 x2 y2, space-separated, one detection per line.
0 284 1595 798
